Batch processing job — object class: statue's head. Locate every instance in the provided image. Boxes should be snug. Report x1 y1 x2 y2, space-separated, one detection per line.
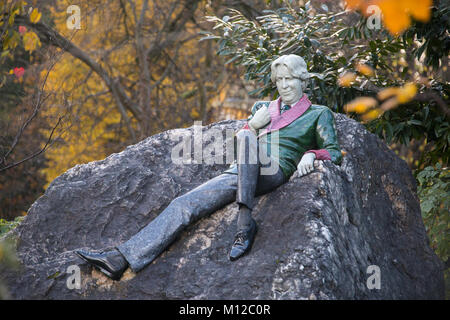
270 54 310 105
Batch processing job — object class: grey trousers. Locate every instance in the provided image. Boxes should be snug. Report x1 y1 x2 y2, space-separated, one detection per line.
117 130 287 272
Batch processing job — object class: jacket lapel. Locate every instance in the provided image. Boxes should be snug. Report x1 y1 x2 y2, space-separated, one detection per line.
258 94 312 138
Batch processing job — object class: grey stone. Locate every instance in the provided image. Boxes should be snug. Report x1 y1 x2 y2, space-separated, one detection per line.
0 115 444 299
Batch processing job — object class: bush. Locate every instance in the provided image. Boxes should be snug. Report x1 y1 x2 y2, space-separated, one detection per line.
0 216 24 237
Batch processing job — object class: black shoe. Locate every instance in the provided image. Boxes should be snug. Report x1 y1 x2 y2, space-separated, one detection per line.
229 218 257 261
75 248 128 281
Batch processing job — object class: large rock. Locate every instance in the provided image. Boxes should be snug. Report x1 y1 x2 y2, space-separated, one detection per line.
1 115 444 299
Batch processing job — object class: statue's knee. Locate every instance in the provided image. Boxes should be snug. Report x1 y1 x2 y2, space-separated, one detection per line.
236 133 258 165
168 195 192 224
170 194 185 207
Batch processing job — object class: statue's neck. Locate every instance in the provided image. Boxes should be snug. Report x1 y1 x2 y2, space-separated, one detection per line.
281 97 300 107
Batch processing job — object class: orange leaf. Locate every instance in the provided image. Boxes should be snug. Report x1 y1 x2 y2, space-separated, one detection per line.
396 82 417 103
361 108 382 121
344 97 378 113
377 87 398 101
356 63 374 76
338 72 356 87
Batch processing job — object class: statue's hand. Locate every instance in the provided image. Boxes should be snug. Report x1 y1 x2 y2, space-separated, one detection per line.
297 152 316 177
248 106 271 131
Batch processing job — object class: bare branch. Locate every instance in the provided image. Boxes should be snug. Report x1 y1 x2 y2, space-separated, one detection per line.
146 0 201 63
1 49 63 166
0 116 64 173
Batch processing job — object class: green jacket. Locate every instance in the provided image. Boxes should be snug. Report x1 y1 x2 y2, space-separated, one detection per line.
224 96 342 178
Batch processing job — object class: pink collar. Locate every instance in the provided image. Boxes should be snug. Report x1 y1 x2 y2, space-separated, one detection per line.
258 94 312 138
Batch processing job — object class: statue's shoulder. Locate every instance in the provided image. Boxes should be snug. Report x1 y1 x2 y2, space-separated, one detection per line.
308 104 335 116
309 104 331 112
251 101 271 114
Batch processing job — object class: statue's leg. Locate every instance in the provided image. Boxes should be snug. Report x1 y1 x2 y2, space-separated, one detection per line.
254 166 287 196
236 129 259 210
229 129 287 260
235 129 287 228
117 173 237 272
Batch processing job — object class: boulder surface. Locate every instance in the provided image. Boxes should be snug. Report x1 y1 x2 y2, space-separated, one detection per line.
1 114 444 299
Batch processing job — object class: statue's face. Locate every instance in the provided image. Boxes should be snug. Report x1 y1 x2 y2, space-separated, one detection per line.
275 65 303 105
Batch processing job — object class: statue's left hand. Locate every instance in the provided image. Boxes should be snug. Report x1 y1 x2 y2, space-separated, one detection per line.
297 152 316 176
248 106 271 131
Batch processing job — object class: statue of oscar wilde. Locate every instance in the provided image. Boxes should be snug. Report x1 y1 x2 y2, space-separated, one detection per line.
76 54 342 280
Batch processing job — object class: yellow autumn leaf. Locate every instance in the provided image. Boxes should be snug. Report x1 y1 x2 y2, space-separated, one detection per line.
377 0 412 35
396 82 417 103
22 30 41 52
39 68 48 78
405 0 432 22
219 86 228 102
190 108 200 119
361 108 382 121
356 63 374 76
30 8 42 23
9 8 20 25
377 87 399 101
345 0 432 35
338 72 356 87
344 97 378 113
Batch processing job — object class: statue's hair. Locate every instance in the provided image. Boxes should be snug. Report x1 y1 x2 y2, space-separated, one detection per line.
270 54 310 90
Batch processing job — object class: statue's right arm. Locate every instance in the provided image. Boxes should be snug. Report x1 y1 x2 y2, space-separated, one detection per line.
238 101 269 135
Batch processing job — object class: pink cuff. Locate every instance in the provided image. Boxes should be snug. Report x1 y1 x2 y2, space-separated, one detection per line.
305 149 331 160
236 123 250 134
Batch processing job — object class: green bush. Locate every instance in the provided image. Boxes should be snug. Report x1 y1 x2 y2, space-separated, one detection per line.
416 164 449 299
0 216 24 237
417 164 449 262
0 237 20 299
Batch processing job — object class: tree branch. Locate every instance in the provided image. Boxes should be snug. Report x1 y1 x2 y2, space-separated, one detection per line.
0 116 63 173
13 15 143 127
1 49 62 167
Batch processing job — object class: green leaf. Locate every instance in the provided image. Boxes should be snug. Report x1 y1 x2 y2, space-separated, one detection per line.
421 201 434 214
408 120 422 126
385 122 393 143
